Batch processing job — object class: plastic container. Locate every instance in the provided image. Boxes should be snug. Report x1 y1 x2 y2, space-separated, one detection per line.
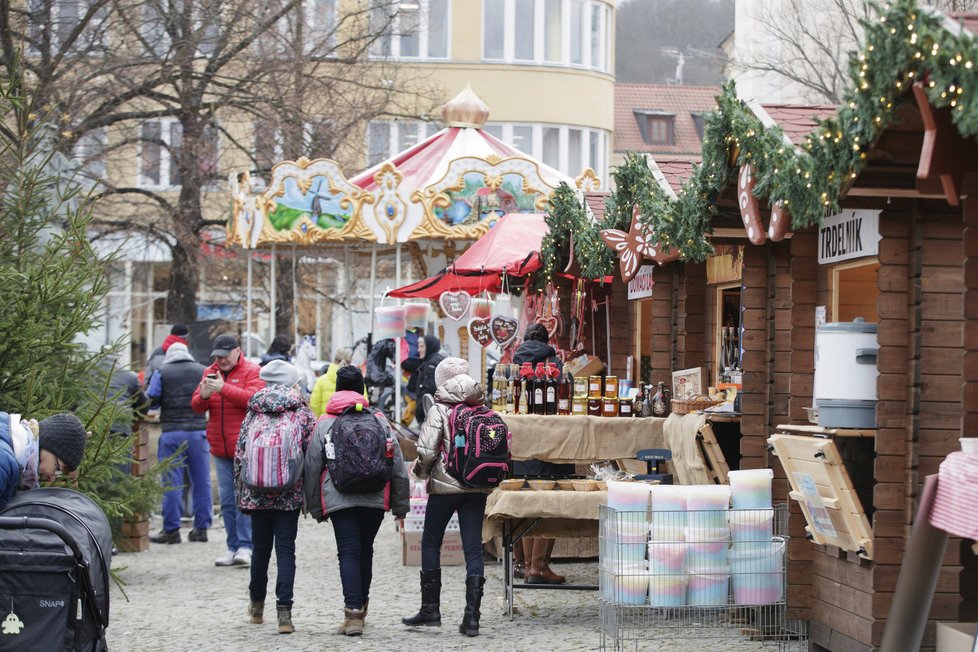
728 469 774 509
818 398 876 428
606 541 647 566
686 539 729 570
650 485 687 513
729 539 785 605
604 511 649 540
649 574 688 607
648 541 687 574
374 305 406 340
607 481 653 512
649 524 685 542
961 438 978 454
687 567 730 606
729 509 775 544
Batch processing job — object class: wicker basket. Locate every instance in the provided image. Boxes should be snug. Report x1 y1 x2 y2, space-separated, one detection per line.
670 395 722 414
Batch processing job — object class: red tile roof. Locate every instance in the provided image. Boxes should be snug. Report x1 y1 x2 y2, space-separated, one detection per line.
654 158 698 195
949 13 978 35
585 191 610 222
758 104 837 145
615 84 720 155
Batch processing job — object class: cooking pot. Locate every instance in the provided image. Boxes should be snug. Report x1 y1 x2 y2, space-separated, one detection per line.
814 318 878 428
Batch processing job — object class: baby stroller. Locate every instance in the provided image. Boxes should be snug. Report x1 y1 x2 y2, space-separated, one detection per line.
0 487 111 651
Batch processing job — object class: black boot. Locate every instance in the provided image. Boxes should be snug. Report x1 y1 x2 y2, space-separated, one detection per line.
402 569 442 626
458 575 485 637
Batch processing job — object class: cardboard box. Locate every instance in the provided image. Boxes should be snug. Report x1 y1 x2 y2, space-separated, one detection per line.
564 355 605 379
936 622 977 652
401 530 464 566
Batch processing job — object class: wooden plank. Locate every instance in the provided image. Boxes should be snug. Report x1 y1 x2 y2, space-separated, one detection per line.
695 423 730 484
775 424 877 438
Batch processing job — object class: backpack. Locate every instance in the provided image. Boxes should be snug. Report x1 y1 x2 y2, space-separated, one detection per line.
242 410 304 493
444 404 511 489
324 405 394 494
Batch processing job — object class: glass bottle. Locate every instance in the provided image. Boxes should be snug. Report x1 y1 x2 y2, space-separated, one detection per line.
651 382 670 418
633 383 645 417
662 384 672 417
557 371 572 415
504 364 516 414
490 367 503 410
640 384 655 417
517 362 533 414
532 362 546 415
544 363 558 415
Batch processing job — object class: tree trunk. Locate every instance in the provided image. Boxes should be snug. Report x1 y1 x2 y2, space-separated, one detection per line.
275 251 294 338
168 237 199 324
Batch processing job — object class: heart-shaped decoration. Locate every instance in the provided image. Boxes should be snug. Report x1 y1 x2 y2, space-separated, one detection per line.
538 315 559 339
439 290 471 322
490 315 519 348
468 317 494 348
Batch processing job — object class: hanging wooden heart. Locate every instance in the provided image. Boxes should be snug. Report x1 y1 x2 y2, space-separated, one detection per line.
490 315 519 348
468 317 494 348
439 291 471 321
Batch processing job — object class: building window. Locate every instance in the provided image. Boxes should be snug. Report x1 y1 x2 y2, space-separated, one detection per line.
634 111 675 146
483 121 608 179
254 120 335 177
366 120 441 167
29 0 109 53
139 118 219 189
482 0 610 72
71 128 107 187
370 0 450 60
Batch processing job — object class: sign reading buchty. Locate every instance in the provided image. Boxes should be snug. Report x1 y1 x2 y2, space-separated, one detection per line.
627 264 655 300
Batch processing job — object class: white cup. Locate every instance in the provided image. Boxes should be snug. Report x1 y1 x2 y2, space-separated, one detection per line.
960 438 978 454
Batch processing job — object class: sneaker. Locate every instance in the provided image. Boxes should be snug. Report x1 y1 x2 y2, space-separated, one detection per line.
215 550 236 567
188 529 208 542
232 548 252 567
149 529 181 545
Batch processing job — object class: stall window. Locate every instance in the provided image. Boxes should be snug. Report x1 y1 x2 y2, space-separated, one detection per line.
714 282 742 384
831 259 879 322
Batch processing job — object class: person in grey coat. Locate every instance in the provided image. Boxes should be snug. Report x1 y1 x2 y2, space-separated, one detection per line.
303 365 409 637
402 357 491 637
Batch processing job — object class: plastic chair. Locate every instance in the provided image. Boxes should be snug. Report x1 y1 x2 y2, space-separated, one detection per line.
634 448 673 484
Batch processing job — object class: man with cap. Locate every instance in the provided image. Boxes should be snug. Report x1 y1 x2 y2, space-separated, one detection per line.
0 412 89 510
146 342 212 545
144 324 191 389
192 333 263 567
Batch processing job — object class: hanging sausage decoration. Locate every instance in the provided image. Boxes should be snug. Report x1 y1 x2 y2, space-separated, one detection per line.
768 201 790 242
600 205 680 283
738 164 766 245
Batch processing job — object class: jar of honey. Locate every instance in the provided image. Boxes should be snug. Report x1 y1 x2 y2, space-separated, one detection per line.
601 397 618 417
571 396 588 416
586 397 603 417
588 375 603 398
573 376 589 397
604 375 619 398
618 398 634 417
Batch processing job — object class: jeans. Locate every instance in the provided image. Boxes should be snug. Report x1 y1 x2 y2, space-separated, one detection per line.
329 507 385 610
421 492 488 577
249 510 300 607
214 456 252 551
158 430 213 532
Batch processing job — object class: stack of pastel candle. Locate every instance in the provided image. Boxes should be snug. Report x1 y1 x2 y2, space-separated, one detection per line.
647 541 687 574
611 565 651 605
687 568 730 606
729 508 775 544
607 481 653 513
730 538 785 605
650 484 687 536
374 305 406 340
685 535 729 569
649 573 688 607
470 297 492 319
729 469 774 509
403 301 430 330
686 485 731 530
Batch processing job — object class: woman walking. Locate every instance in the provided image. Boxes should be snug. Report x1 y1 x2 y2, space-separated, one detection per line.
403 357 491 637
233 360 316 634
304 365 410 636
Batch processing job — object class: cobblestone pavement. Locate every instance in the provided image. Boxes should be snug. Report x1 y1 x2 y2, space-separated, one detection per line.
107 516 798 652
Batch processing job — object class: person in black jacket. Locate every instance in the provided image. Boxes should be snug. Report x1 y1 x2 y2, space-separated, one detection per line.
260 335 292 367
403 334 447 426
511 322 569 584
146 342 212 544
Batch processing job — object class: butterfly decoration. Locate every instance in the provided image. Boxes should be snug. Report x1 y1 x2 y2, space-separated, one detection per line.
600 206 679 282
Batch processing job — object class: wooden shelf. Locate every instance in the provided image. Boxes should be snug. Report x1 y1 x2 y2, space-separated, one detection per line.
775 424 877 438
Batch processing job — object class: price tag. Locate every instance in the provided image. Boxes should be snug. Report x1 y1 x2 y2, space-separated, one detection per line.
325 442 336 460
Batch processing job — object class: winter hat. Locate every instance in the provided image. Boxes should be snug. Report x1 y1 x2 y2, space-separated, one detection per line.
170 323 189 337
335 365 365 394
435 357 469 388
38 413 88 471
259 360 301 387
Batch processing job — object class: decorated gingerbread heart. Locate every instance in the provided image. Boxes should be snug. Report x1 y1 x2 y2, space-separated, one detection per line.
468 317 493 348
490 315 519 348
439 290 471 321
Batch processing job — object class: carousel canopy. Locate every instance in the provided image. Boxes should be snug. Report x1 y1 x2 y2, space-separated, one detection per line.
388 213 548 298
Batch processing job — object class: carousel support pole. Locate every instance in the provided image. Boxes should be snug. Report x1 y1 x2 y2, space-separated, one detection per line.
270 243 277 344
292 245 299 353
605 299 612 374
367 245 378 349
394 243 402 423
315 263 323 360
246 252 253 357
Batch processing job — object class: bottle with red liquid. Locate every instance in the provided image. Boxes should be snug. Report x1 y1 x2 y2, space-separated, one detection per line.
532 362 546 415
544 363 559 415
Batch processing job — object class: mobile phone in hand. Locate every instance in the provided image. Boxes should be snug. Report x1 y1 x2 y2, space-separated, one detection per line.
206 373 218 380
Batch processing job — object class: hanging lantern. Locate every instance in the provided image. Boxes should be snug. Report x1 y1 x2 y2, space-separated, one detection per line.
374 305 406 340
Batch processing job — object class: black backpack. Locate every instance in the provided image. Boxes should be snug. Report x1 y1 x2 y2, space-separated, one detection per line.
324 406 394 494
444 404 511 488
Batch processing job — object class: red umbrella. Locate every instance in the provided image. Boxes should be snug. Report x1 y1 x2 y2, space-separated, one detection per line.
389 213 548 299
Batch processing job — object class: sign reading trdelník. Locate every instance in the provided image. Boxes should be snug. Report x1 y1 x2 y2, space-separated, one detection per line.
818 209 880 265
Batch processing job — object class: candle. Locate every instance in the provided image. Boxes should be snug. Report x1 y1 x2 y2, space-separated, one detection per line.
687 568 730 606
730 538 785 605
729 508 774 544
649 574 687 607
607 481 653 513
610 566 651 605
374 305 405 340
403 301 429 330
686 485 731 530
648 541 687 574
729 469 774 509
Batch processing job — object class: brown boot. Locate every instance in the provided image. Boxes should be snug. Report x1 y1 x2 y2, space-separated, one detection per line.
248 600 263 624
277 605 294 634
526 538 565 584
342 607 365 636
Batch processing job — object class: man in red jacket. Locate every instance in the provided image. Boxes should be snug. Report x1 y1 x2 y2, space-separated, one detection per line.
192 333 263 567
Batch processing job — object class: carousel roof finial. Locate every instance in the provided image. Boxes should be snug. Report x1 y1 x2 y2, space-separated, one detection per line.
442 83 490 129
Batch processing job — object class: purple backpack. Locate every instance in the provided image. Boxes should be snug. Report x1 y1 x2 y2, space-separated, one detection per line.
324 406 394 494
444 404 511 488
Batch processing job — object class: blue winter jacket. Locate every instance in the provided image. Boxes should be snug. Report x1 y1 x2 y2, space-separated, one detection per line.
0 412 22 510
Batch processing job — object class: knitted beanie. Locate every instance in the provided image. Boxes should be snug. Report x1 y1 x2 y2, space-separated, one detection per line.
435 357 469 388
259 360 301 387
170 323 189 336
335 365 365 394
38 414 88 471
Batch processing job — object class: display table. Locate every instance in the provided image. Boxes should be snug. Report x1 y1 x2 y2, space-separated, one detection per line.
484 488 607 617
504 414 666 463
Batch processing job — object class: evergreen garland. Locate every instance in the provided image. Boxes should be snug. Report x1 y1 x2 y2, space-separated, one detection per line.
541 0 978 278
